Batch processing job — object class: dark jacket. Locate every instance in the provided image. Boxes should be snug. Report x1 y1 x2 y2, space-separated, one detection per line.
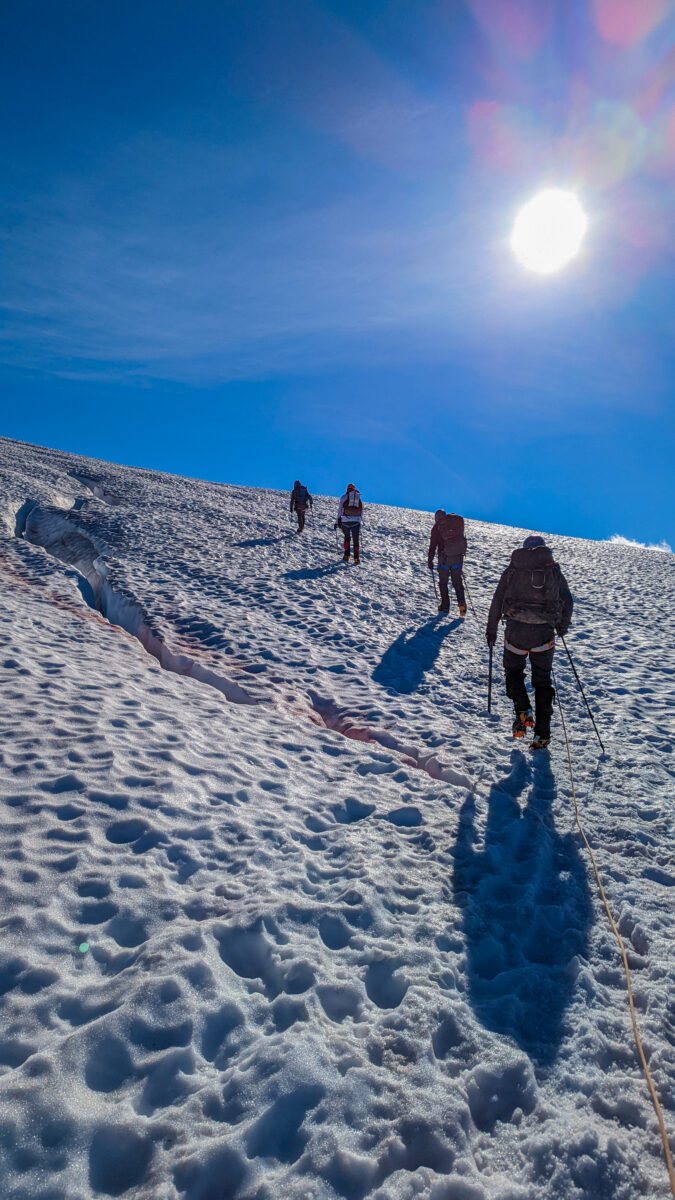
290 484 312 512
487 546 573 646
428 514 467 569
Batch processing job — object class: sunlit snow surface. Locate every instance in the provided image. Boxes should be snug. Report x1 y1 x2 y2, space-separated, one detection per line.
0 436 673 1200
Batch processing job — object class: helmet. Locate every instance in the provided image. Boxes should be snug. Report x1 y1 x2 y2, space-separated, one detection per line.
346 483 356 491
294 480 300 487
522 535 545 549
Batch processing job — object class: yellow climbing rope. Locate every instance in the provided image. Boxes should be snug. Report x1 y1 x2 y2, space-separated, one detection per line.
554 684 675 1198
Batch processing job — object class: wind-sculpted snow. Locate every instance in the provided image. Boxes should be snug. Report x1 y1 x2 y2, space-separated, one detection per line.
0 434 673 1200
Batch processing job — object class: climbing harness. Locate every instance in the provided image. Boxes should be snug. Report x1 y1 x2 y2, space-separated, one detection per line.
504 637 555 655
554 671 675 1198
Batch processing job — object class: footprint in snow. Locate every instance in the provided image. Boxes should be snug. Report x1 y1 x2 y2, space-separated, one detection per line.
318 913 352 950
244 1084 325 1164
270 997 308 1032
385 805 422 827
364 958 409 1009
331 797 375 823
317 984 362 1023
466 1059 537 1131
89 1125 153 1195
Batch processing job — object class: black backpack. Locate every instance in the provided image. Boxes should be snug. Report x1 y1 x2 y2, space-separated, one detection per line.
294 485 308 506
502 546 562 625
437 513 467 560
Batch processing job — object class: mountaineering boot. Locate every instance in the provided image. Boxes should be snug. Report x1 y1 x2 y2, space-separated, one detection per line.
512 709 534 739
530 735 551 751
438 604 449 614
354 552 360 565
342 552 350 562
459 602 467 617
533 686 555 746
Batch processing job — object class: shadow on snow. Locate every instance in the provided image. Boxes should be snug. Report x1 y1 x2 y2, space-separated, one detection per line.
372 616 460 694
170 613 238 654
284 562 345 581
233 534 294 549
452 749 591 1066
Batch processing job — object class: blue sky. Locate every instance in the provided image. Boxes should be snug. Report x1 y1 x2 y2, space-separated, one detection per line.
1 0 673 545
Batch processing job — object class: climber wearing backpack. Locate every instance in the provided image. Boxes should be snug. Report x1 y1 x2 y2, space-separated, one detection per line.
289 481 313 532
335 484 363 563
486 535 573 749
428 510 467 616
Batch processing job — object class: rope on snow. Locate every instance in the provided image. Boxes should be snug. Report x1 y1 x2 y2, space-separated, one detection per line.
553 670 675 1198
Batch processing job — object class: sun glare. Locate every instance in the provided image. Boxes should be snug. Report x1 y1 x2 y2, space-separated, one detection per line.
511 189 587 275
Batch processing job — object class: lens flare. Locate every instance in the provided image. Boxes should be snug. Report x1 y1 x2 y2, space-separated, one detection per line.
511 189 587 274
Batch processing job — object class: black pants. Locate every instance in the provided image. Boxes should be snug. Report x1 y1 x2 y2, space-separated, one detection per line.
438 562 465 610
343 523 360 556
294 504 307 531
504 644 555 737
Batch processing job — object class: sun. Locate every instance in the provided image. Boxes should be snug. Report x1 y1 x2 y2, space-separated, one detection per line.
511 189 587 275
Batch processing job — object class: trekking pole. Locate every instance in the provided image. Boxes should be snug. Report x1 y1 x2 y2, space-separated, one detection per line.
462 573 479 623
487 644 493 714
430 568 438 602
560 634 606 754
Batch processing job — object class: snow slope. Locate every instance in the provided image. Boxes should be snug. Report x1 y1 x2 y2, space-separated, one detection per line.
0 434 672 1200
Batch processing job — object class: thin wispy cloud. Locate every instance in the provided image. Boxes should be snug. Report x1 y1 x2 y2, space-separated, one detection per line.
0 137 491 381
0 132 667 407
0 0 671 392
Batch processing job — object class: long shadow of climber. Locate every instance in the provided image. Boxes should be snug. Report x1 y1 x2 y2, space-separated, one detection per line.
284 563 344 582
233 534 293 549
372 617 460 695
452 749 591 1066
